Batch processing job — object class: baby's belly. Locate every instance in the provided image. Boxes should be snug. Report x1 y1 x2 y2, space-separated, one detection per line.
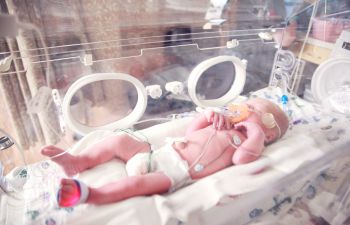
189 147 235 179
174 127 246 179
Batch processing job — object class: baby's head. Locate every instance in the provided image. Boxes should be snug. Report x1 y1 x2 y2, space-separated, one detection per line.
227 97 289 144
244 98 289 144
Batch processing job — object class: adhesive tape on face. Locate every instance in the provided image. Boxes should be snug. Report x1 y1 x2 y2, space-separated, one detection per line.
227 104 250 123
261 113 276 129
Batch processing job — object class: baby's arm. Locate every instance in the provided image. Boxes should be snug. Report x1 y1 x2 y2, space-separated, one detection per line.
186 111 232 135
232 121 265 164
185 113 212 135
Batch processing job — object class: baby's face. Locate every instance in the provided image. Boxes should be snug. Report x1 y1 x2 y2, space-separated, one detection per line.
227 97 288 143
243 100 282 143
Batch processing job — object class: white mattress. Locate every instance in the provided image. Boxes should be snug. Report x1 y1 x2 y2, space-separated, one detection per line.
3 87 350 225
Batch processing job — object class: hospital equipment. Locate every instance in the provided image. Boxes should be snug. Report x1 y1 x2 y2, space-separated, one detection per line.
311 29 350 115
0 0 350 224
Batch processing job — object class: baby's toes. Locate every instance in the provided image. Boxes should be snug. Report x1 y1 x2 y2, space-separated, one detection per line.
61 178 76 186
58 179 80 207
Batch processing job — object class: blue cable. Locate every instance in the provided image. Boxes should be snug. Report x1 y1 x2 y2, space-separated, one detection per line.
281 94 289 112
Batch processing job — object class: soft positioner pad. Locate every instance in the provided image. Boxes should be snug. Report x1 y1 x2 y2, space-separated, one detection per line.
58 179 89 207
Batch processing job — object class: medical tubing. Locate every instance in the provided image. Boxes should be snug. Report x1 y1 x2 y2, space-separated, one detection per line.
114 128 155 172
273 122 282 141
147 150 154 173
170 129 218 187
114 128 151 144
188 129 233 172
41 107 87 160
187 130 216 172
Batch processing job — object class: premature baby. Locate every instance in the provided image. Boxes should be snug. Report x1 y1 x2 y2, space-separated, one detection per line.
41 97 289 207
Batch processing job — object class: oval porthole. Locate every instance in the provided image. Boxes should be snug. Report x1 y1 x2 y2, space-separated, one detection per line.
62 73 147 136
70 79 137 127
195 61 235 100
187 56 247 107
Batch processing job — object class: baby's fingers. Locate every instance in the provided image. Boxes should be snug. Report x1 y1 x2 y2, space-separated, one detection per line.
204 110 214 122
225 117 232 130
234 122 246 130
214 114 226 130
218 114 225 129
212 113 219 129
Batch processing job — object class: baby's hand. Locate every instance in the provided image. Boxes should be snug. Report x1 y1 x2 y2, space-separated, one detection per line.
204 110 232 130
232 122 265 165
234 121 264 138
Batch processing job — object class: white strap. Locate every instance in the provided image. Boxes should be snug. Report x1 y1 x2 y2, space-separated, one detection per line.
0 163 12 193
76 180 89 204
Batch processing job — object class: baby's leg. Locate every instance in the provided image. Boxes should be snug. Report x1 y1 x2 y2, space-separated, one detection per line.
41 146 85 177
58 172 171 206
42 134 150 176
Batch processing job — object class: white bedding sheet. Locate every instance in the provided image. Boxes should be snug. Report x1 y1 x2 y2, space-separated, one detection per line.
4 87 350 225
61 87 348 225
64 132 327 225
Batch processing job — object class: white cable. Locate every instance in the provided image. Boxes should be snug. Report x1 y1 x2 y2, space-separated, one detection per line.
188 130 217 172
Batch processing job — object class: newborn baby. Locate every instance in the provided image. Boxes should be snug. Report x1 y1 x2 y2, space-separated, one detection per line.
41 97 289 207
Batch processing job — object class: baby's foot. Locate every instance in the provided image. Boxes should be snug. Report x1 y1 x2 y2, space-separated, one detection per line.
58 179 80 207
41 146 83 177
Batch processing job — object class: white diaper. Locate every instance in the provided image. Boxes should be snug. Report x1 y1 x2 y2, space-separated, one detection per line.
125 144 191 191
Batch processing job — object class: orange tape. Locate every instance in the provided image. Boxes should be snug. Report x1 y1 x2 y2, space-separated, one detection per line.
227 104 250 123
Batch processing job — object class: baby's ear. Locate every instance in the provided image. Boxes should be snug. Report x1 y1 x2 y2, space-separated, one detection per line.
265 133 275 144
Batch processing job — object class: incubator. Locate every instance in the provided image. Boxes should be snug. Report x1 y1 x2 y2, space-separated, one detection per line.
0 0 350 224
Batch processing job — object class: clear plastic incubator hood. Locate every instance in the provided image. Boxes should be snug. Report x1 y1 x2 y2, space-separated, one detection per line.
0 0 350 224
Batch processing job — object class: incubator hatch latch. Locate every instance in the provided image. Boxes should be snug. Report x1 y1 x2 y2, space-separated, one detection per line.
27 86 52 114
203 0 228 29
258 32 273 41
146 85 162 99
52 89 66 134
80 53 93 66
165 81 184 95
0 136 14 151
0 56 13 72
226 39 239 48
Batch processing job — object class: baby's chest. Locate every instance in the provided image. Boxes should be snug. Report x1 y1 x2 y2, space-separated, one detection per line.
187 129 245 156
